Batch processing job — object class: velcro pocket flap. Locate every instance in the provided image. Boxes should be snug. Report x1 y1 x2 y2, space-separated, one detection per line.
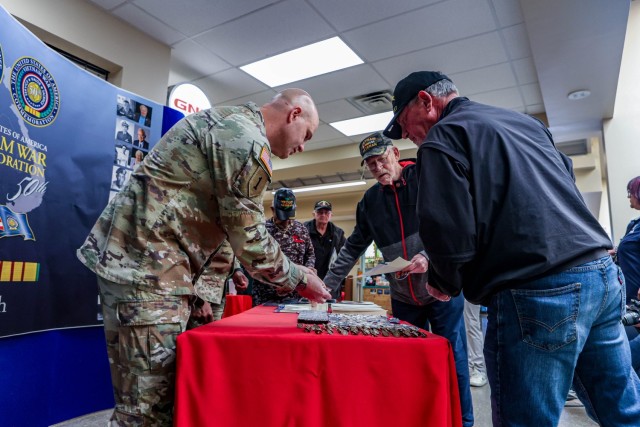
117 298 185 326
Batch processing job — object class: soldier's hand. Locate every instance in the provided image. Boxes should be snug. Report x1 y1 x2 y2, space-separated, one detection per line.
232 270 249 291
298 273 332 303
190 300 214 324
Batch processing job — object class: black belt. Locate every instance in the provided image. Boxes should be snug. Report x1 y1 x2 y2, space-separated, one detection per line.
546 248 610 276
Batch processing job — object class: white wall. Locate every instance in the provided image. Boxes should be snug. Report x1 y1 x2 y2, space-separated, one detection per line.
603 0 640 243
2 0 171 104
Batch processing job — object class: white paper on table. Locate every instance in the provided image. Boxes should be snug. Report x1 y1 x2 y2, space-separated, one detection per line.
363 257 411 276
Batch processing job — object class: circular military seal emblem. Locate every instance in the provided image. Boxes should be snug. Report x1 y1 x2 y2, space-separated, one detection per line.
10 57 60 127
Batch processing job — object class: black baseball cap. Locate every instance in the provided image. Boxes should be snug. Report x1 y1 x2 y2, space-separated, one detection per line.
273 188 296 220
314 200 332 211
359 132 393 165
383 71 451 140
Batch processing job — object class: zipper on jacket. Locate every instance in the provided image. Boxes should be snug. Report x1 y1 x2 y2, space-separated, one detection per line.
392 183 419 304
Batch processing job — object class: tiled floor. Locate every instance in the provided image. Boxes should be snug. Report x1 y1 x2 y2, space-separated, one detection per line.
53 384 597 427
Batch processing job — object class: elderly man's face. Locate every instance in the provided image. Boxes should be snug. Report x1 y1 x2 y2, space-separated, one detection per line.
397 94 438 146
365 147 401 186
138 129 146 140
314 208 332 226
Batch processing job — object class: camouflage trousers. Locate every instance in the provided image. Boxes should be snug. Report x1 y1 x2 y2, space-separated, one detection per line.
98 276 191 427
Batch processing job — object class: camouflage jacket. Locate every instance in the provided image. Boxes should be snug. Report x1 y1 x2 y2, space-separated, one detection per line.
253 218 315 304
77 103 304 303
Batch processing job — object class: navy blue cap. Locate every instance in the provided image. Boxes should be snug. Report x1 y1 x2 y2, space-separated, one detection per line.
273 188 296 220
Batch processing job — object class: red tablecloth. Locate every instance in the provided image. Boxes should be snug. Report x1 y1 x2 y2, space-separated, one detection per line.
221 294 253 318
174 306 462 427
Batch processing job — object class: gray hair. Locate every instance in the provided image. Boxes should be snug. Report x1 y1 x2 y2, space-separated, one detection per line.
424 79 459 98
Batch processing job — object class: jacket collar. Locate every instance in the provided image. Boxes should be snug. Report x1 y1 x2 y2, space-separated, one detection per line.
439 96 469 121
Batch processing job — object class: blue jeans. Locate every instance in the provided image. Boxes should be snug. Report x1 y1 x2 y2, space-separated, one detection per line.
484 256 640 426
392 295 474 427
626 326 640 374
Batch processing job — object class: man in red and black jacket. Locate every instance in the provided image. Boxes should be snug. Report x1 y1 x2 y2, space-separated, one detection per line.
324 132 473 427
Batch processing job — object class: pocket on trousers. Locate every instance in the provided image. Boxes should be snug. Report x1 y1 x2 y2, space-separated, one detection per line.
510 283 581 351
117 299 184 373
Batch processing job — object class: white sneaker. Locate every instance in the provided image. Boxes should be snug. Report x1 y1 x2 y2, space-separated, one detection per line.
469 370 488 387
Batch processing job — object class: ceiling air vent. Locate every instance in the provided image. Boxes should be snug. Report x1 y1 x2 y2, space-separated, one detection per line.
556 138 589 156
348 90 393 114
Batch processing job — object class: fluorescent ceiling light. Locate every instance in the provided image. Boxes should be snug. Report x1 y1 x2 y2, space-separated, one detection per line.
272 180 366 194
241 37 363 87
330 111 394 136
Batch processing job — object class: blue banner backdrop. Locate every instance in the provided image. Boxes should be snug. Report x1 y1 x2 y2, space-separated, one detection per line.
0 6 182 338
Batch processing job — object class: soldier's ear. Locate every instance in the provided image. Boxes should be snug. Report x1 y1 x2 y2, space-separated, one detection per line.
287 107 302 124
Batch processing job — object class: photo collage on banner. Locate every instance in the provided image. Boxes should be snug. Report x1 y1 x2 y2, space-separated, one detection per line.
112 95 155 200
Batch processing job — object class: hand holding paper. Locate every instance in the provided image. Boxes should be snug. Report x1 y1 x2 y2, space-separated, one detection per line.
363 257 412 276
396 253 429 278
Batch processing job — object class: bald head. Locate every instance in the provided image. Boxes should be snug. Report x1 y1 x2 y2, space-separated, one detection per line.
261 88 319 159
270 89 318 124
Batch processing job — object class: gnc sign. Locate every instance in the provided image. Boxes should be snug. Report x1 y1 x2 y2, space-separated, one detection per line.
167 83 212 115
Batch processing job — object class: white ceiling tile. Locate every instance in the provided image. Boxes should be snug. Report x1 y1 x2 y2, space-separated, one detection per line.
132 0 278 37
169 40 231 81
193 68 270 105
512 57 538 85
374 32 509 85
112 4 185 45
490 0 524 27
316 100 364 123
310 124 346 143
193 0 334 66
501 23 532 60
526 104 545 115
168 67 196 87
451 62 517 95
168 60 224 87
221 90 279 108
288 64 389 105
89 0 127 10
520 83 543 106
309 0 440 32
343 0 496 62
470 87 524 110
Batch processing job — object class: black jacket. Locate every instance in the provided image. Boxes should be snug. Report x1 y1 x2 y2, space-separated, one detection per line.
416 97 612 305
324 162 435 305
304 220 345 280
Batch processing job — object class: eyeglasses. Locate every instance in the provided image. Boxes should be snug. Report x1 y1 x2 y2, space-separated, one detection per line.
364 150 392 169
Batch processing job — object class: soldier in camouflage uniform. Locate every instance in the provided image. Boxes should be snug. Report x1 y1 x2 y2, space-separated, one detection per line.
253 188 316 305
77 89 331 426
